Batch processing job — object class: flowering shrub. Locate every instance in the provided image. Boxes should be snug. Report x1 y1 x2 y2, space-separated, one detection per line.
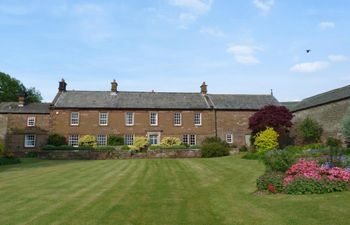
281 159 350 194
262 150 296 172
254 127 279 153
130 137 149 151
160 137 181 147
256 172 284 193
78 135 97 147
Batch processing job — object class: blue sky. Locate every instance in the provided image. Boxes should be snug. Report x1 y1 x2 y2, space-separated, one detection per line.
0 0 349 102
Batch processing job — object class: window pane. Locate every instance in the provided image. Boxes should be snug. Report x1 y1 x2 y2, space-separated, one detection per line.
71 112 79 125
174 112 181 125
24 135 36 147
194 113 201 125
190 135 196 145
69 135 79 146
226 134 233 143
125 112 134 125
27 117 36 127
124 134 134 145
97 135 107 146
99 112 108 125
150 112 158 125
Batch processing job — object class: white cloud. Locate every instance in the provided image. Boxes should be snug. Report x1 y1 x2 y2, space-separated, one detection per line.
169 0 213 28
227 44 263 65
290 61 330 73
200 26 225 37
328 54 348 62
318 21 335 30
169 0 213 14
253 0 275 15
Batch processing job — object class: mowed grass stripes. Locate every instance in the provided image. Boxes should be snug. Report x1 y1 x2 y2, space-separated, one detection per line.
1 156 350 225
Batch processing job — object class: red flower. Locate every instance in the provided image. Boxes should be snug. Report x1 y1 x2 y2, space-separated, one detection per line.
268 183 276 193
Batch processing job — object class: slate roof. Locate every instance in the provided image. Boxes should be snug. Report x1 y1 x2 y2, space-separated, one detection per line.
292 84 350 112
52 90 279 110
280 101 300 111
0 102 51 114
208 94 279 110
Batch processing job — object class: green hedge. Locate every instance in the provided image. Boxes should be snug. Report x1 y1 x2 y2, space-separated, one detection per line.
0 156 21 166
284 177 348 194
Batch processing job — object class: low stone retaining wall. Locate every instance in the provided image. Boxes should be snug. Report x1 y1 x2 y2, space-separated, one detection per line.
36 149 201 160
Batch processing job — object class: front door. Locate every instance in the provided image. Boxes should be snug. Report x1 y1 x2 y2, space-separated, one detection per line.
148 132 160 145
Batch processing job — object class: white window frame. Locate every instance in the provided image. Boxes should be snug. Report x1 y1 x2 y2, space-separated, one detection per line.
226 133 233 144
70 112 79 126
99 112 108 126
189 134 196 145
125 112 134 126
194 113 202 126
182 134 189 145
149 112 158 126
27 117 36 127
24 134 36 148
173 112 182 126
147 132 160 145
68 135 79 147
245 134 251 147
96 135 108 146
124 134 134 145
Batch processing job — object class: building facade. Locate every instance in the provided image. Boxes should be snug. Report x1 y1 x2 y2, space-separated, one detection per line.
0 79 279 151
291 85 350 144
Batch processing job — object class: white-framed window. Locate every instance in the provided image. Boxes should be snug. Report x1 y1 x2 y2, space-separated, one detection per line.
70 112 79 126
124 134 134 145
226 133 233 144
24 134 36 148
173 112 182 126
150 112 158 126
149 134 159 145
182 134 196 145
68 135 79 147
125 112 134 126
96 135 107 146
190 134 196 145
194 113 201 126
99 112 108 126
182 134 189 145
245 135 251 147
27 117 36 127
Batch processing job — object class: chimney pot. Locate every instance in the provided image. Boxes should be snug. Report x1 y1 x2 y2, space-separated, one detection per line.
58 78 67 92
18 92 25 107
111 79 118 92
200 82 208 94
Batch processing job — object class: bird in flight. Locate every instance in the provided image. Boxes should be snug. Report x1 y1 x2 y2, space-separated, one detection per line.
306 49 311 53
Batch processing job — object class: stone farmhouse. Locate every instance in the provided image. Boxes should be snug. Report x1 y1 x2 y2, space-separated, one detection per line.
0 79 278 151
1 80 349 152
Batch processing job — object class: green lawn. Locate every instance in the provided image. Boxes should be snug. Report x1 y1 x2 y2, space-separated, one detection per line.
1 156 350 225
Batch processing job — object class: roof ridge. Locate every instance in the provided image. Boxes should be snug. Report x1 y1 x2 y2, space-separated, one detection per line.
302 84 350 101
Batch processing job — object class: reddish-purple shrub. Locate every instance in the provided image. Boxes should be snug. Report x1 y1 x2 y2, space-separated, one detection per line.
249 105 293 135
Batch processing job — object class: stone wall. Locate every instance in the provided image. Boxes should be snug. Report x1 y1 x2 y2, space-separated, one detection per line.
0 114 7 141
37 149 202 160
292 99 350 143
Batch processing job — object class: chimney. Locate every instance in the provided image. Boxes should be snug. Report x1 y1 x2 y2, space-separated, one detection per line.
111 79 118 92
58 79 67 92
200 82 208 94
18 92 25 107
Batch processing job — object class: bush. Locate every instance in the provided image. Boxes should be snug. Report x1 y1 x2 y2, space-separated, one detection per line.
108 135 124 146
121 145 130 151
297 117 323 144
326 137 342 148
130 136 148 151
94 146 115 151
201 142 230 158
78 135 97 147
42 145 94 151
202 137 229 147
0 155 21 166
47 134 67 146
242 151 262 160
261 150 297 172
284 177 348 194
256 172 284 193
160 137 181 147
188 145 201 149
239 146 248 152
342 111 350 146
25 152 38 158
254 127 279 153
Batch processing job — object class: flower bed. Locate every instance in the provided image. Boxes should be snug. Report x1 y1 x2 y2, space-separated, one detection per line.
257 158 350 194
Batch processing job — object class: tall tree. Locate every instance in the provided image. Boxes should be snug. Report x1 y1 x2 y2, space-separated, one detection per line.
0 72 42 103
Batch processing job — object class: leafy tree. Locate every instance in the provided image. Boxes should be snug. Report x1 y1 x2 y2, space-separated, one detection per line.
0 72 42 103
297 117 323 144
249 105 293 135
254 127 279 153
341 110 350 146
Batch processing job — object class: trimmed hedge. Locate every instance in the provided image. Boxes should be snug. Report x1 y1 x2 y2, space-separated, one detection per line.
284 177 348 194
42 145 94 151
201 142 229 158
0 156 21 166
